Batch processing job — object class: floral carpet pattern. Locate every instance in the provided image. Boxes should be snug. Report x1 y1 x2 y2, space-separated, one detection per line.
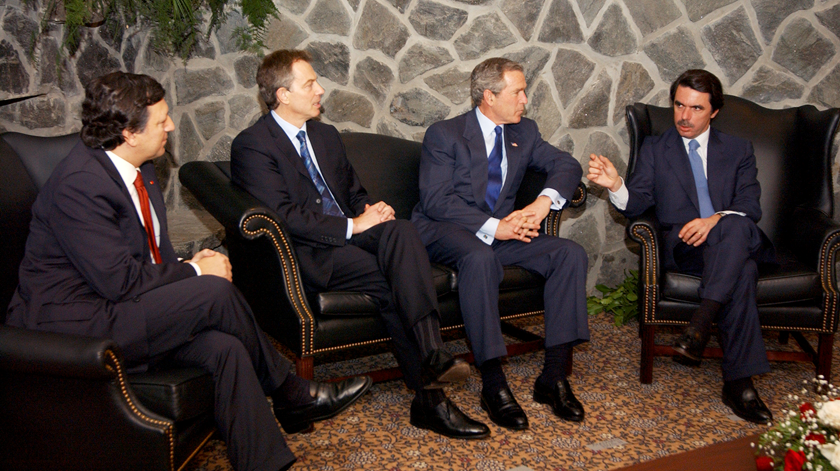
186 312 827 470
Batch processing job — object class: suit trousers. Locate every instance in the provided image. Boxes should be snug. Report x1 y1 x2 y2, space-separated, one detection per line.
426 227 590 365
129 276 295 471
309 219 441 391
672 215 770 381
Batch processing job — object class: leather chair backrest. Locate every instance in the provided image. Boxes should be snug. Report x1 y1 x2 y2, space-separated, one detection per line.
626 96 840 246
1 132 80 321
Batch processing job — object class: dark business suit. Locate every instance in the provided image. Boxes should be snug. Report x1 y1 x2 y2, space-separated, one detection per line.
230 114 439 390
6 142 295 471
411 109 590 364
619 126 771 380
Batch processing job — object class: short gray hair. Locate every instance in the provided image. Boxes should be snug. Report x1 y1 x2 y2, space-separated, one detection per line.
470 58 524 107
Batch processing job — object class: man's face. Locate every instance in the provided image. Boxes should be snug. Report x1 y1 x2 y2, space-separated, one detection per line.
483 70 528 125
132 99 174 161
672 85 719 139
278 60 325 127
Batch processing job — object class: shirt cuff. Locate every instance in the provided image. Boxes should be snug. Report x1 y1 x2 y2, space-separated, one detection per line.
476 218 500 245
539 188 566 210
608 178 629 210
716 210 747 217
346 218 354 240
189 261 201 276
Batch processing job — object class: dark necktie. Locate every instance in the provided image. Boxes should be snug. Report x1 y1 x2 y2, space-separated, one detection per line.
297 131 343 217
133 171 163 264
485 125 503 211
687 139 715 218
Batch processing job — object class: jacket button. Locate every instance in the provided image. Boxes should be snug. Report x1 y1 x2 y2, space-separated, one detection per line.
133 296 141 302
316 198 322 204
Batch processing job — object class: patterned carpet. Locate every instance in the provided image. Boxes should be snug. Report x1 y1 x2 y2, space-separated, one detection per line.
185 312 827 470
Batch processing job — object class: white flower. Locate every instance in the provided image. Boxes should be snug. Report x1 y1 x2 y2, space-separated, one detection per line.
818 401 840 428
820 443 840 469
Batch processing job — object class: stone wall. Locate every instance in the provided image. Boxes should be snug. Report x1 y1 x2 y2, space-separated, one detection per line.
2 0 840 290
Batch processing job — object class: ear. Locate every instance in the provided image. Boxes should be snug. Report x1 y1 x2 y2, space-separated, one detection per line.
483 89 495 107
710 108 720 119
276 87 290 106
122 128 136 147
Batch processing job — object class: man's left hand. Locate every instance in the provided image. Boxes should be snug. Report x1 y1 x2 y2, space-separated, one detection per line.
508 195 552 229
678 214 722 247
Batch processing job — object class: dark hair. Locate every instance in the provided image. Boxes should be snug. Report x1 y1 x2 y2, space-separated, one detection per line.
258 49 312 110
470 58 524 107
80 72 166 150
669 69 724 111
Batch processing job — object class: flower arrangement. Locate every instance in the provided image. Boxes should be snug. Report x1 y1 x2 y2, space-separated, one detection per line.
755 377 840 471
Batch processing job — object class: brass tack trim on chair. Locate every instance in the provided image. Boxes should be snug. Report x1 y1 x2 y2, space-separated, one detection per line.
631 225 657 324
104 349 175 471
818 236 840 333
242 214 317 356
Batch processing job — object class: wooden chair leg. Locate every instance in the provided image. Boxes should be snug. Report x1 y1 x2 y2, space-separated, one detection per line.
640 324 655 384
296 357 314 380
817 333 834 382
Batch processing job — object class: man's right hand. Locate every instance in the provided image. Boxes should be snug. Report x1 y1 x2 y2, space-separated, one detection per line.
586 154 623 192
352 201 395 234
191 249 233 281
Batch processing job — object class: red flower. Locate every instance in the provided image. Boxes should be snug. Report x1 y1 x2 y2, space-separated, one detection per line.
784 449 807 471
805 433 826 445
755 456 774 471
800 402 816 418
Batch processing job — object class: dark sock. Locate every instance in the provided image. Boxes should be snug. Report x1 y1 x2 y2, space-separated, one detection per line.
537 343 570 388
412 313 444 360
415 389 447 409
689 298 723 334
724 376 754 396
273 373 314 407
479 358 508 396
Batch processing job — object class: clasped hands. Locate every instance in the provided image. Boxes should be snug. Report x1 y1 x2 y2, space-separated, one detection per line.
497 196 552 242
352 201 395 234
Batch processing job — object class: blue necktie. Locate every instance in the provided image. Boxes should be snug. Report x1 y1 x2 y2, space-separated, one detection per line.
688 139 715 218
485 126 503 211
296 131 343 217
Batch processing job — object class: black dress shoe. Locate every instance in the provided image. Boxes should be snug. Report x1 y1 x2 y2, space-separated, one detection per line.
421 349 470 389
410 398 490 439
533 379 585 422
673 325 710 362
722 384 773 425
274 376 372 434
480 386 529 430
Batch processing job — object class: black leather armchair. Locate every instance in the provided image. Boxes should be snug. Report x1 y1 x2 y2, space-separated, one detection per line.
624 96 840 384
179 132 586 381
0 132 216 471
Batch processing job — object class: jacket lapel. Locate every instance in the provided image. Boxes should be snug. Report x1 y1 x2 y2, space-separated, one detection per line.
706 129 725 212
464 111 493 213
265 114 311 181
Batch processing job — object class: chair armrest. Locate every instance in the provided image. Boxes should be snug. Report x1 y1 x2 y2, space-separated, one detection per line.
179 162 316 356
0 324 117 379
544 182 587 237
788 207 840 301
626 208 662 323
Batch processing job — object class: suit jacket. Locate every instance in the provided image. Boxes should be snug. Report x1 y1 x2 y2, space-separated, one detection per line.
230 114 372 286
6 141 196 363
411 109 582 245
620 126 767 269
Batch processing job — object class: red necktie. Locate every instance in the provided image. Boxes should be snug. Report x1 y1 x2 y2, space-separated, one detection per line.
133 171 163 264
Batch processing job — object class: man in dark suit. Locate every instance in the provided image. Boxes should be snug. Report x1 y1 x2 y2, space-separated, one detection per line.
6 71 372 471
230 50 489 439
586 69 773 424
411 57 590 430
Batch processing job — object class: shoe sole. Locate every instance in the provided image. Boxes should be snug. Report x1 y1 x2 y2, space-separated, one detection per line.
409 417 491 440
673 345 703 362
721 393 772 425
423 361 471 389
533 389 585 423
280 377 374 434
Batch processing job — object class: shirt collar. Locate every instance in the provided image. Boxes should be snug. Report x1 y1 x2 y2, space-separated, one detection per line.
682 125 711 151
105 150 142 189
271 110 308 146
475 107 502 140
